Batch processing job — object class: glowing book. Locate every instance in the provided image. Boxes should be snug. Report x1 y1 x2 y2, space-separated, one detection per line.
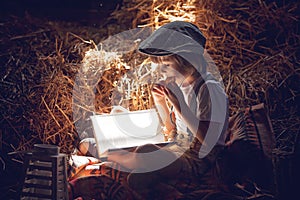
90 108 167 158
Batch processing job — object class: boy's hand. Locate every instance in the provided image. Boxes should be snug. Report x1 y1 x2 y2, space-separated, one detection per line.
151 77 176 102
152 84 165 102
164 81 185 111
152 78 177 133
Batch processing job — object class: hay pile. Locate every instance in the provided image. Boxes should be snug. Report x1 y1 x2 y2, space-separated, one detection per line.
0 0 299 158
0 15 124 155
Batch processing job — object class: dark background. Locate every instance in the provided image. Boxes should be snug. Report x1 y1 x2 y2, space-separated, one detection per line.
0 0 122 24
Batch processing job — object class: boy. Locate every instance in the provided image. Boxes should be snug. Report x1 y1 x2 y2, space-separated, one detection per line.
109 21 229 192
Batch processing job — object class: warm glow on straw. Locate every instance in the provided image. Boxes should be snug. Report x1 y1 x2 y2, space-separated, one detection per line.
140 0 197 29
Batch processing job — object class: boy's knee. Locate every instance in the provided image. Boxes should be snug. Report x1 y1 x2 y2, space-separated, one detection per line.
134 143 160 153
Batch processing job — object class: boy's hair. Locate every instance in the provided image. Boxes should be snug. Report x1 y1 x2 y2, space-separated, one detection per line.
150 54 207 74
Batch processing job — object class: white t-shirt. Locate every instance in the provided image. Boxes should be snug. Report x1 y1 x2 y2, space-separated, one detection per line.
174 72 229 146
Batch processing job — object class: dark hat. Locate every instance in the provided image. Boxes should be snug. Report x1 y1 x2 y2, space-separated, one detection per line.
138 21 206 56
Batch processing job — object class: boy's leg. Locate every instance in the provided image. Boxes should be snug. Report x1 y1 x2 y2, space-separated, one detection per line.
127 144 183 189
134 144 183 175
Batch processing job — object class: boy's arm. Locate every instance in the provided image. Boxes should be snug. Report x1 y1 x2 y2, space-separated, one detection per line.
161 81 222 144
152 85 176 136
174 102 211 143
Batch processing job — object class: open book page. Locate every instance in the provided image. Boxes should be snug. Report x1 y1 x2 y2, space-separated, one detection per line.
90 109 165 156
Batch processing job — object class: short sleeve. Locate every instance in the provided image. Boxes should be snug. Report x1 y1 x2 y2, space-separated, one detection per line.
197 84 212 121
197 81 228 123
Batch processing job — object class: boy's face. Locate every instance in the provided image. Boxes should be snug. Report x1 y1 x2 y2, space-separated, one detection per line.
157 60 184 83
